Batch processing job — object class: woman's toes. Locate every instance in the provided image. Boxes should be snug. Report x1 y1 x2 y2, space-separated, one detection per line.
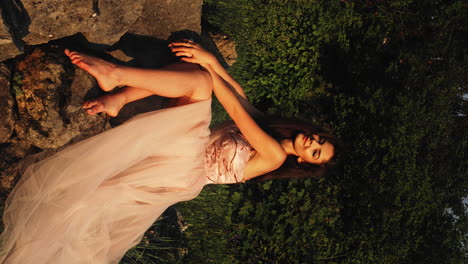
83 100 99 112
83 101 92 109
65 50 80 59
86 105 103 115
85 107 95 115
64 49 72 56
86 108 93 114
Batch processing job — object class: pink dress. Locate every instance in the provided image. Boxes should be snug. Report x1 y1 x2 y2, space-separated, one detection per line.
0 99 252 264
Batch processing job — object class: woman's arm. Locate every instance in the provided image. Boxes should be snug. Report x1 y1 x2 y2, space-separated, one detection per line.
169 41 286 179
204 64 287 180
202 58 247 99
170 41 267 125
169 41 247 99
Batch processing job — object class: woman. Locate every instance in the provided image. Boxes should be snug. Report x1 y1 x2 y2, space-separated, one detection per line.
0 42 335 263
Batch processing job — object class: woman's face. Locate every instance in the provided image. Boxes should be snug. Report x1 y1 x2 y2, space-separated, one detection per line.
294 133 334 164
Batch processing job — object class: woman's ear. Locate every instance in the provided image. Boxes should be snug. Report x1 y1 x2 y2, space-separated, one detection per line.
297 157 304 164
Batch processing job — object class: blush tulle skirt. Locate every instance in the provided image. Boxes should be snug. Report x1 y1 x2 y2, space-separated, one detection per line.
0 99 212 263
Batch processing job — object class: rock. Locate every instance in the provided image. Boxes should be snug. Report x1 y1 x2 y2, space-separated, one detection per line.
1 0 204 61
0 64 15 143
66 67 111 141
81 0 145 45
13 48 108 149
128 0 203 39
200 30 237 68
105 49 134 63
0 12 12 45
208 32 237 67
0 43 22 62
0 7 21 61
0 137 30 191
20 0 94 45
21 0 145 46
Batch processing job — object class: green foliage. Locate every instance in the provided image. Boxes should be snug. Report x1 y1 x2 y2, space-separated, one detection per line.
231 178 345 263
11 72 23 96
205 0 362 117
197 0 467 263
122 221 180 264
177 185 239 264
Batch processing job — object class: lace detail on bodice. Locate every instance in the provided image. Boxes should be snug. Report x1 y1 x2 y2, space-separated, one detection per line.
204 129 252 184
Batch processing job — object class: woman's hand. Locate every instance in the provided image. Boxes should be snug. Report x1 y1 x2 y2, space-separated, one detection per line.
168 40 217 67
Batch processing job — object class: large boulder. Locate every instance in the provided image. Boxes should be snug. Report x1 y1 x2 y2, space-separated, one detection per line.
0 6 22 61
0 137 30 191
200 30 237 68
80 0 146 45
13 48 108 149
128 0 203 40
0 0 204 61
0 12 12 45
21 0 146 46
0 64 15 143
20 0 95 45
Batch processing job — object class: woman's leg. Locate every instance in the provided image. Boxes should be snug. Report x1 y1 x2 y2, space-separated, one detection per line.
82 86 153 116
65 50 212 101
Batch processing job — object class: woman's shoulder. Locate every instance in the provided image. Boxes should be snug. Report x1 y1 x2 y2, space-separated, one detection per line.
242 148 287 181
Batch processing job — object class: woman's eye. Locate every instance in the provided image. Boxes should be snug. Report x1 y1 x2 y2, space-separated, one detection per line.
318 137 326 144
312 150 318 159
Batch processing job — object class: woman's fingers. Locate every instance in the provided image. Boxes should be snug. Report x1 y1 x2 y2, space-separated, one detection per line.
168 42 190 47
180 57 194 63
168 41 199 48
170 47 191 52
168 41 212 65
174 51 193 57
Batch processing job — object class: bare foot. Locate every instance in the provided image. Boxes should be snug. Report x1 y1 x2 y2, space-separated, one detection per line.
83 93 125 117
65 49 121 92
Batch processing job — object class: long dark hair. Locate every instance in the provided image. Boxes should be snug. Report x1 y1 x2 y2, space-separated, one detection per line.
211 117 339 181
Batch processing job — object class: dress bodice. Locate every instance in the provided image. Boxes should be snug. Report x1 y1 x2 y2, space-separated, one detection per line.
204 128 252 184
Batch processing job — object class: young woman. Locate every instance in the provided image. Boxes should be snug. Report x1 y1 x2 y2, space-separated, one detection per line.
0 42 335 263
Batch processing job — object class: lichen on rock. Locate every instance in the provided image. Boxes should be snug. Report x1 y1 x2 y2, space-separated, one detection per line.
0 64 15 143
13 48 108 149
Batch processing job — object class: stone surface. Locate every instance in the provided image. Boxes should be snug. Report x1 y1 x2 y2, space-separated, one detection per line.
209 33 237 66
128 0 203 39
66 66 112 141
0 8 21 61
0 10 13 45
0 0 203 61
21 0 145 46
0 137 30 191
0 64 15 143
81 0 145 45
21 0 95 45
200 30 237 69
0 43 22 61
13 48 108 149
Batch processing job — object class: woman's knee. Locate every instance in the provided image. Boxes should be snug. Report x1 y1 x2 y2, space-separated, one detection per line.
164 62 212 98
